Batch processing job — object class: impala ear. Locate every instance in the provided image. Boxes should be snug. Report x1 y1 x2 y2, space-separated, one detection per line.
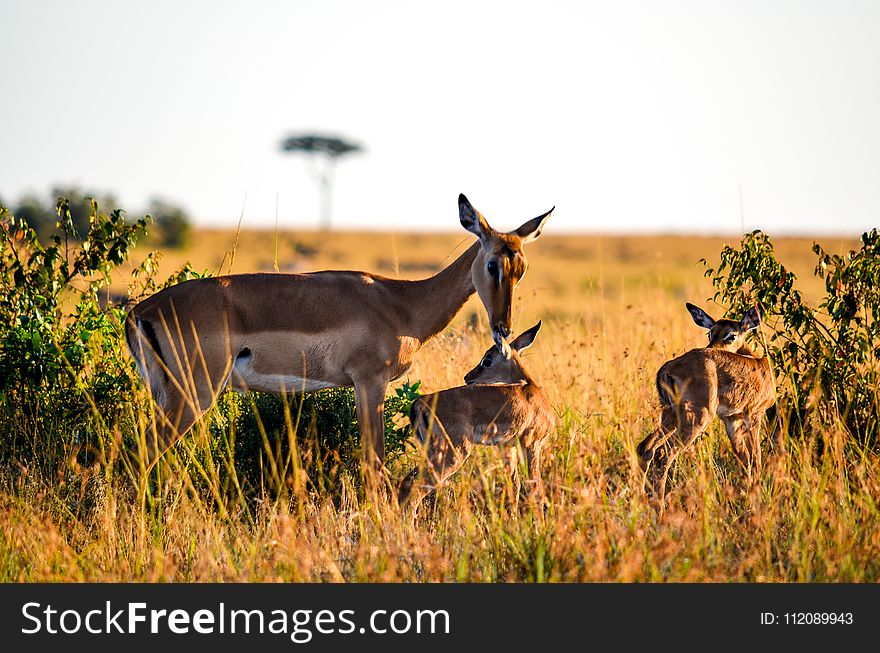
514 207 554 243
686 302 716 329
494 331 513 360
510 321 541 352
740 306 762 331
459 193 493 241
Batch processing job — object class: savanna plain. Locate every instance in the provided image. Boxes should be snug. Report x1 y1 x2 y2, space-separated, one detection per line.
2 221 878 582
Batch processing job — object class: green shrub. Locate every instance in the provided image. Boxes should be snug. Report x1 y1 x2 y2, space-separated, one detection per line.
0 199 147 468
0 198 420 494
12 188 117 243
702 229 880 445
192 381 422 497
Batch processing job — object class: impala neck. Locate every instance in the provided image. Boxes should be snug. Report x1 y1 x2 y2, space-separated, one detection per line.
408 240 480 343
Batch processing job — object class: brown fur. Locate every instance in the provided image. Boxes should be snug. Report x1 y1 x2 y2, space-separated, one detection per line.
398 322 554 507
637 303 776 498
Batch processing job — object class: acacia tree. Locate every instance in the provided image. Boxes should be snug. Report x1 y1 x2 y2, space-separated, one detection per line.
279 134 362 230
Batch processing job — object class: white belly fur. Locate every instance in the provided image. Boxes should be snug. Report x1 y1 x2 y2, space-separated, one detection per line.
231 356 340 394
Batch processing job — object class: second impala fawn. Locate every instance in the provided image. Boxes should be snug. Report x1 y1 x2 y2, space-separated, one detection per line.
637 303 776 496
397 322 554 507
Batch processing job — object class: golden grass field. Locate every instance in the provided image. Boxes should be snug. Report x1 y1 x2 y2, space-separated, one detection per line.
4 227 879 582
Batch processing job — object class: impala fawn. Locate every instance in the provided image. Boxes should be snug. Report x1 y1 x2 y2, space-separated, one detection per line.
398 322 554 507
637 303 775 496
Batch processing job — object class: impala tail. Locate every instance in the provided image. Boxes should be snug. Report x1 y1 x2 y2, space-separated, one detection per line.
124 310 168 405
656 370 676 408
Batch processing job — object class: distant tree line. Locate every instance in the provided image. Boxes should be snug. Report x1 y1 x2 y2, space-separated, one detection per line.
1 186 191 249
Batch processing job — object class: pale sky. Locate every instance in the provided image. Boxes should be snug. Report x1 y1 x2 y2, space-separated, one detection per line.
1 0 879 235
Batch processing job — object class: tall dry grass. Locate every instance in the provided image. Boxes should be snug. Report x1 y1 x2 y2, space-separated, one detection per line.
2 230 878 582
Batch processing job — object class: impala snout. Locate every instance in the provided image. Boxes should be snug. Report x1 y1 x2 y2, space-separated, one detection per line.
493 327 512 359
492 308 513 355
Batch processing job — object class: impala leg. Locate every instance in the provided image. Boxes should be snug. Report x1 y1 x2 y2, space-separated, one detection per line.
142 392 180 472
525 438 545 495
723 416 751 474
723 415 746 466
135 311 234 475
638 405 677 478
743 412 762 476
723 413 762 481
398 423 472 508
142 387 203 473
505 447 522 508
141 361 232 474
769 407 784 452
353 376 389 479
653 402 712 501
498 439 545 510
508 439 547 512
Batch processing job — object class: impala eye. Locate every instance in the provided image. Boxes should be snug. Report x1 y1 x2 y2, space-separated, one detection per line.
481 357 493 368
487 260 499 279
723 332 737 343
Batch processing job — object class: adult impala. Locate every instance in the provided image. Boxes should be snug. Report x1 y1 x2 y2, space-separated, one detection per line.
637 303 776 497
125 194 552 472
397 321 554 507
